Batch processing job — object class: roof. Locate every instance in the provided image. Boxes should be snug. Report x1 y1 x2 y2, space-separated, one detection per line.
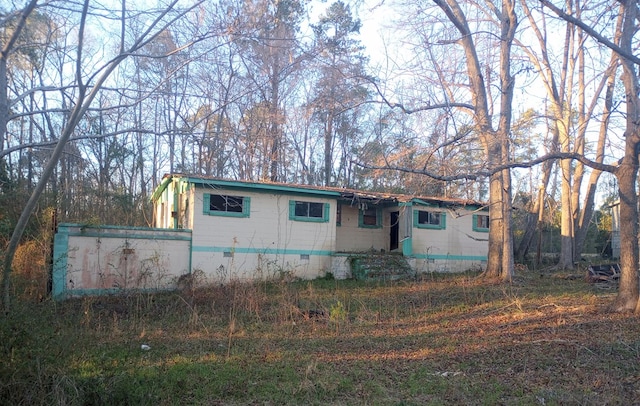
152 174 487 208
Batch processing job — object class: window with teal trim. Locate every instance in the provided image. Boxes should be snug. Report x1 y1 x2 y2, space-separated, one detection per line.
359 207 382 228
289 200 330 222
473 214 489 232
414 210 446 229
203 194 250 217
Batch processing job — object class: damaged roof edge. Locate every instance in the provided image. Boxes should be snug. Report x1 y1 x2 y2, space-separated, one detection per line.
151 174 487 208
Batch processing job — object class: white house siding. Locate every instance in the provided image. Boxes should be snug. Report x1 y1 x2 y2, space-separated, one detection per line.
410 208 488 273
190 187 336 282
335 205 389 252
154 180 174 229
52 224 192 299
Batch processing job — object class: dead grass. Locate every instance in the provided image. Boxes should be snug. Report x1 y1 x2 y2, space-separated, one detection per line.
2 271 639 405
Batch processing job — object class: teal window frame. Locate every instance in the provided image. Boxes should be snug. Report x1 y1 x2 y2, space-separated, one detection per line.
203 194 251 218
289 200 330 222
413 210 446 230
358 207 382 228
473 214 490 232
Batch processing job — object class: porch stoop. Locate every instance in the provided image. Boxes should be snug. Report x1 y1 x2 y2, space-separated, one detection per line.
330 252 415 280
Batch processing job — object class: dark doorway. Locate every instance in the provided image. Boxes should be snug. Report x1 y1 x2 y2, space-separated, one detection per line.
390 211 399 251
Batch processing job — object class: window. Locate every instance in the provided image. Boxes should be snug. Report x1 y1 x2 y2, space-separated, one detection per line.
413 210 446 229
359 207 382 228
473 214 490 232
289 200 330 222
336 203 342 226
362 208 377 225
203 194 250 217
295 201 323 218
419 211 440 226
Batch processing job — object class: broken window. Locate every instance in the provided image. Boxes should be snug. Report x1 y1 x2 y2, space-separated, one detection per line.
362 208 378 226
473 214 489 231
414 210 446 229
203 194 250 217
418 211 440 226
358 207 381 228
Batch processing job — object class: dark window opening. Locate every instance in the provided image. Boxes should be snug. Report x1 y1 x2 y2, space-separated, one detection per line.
295 201 324 218
418 210 440 226
476 214 489 229
362 208 378 225
210 194 244 213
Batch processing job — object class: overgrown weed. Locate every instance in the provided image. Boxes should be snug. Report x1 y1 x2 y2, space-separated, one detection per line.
2 270 639 404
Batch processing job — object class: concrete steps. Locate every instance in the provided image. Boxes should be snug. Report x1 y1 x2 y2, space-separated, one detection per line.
349 252 415 281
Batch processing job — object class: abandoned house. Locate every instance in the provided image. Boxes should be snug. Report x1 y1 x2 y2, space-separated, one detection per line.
52 175 490 298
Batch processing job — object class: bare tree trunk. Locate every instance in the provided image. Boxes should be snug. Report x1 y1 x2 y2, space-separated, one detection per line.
498 0 517 281
269 58 281 182
433 0 516 280
574 60 617 260
324 112 334 186
515 159 553 261
0 0 39 156
613 0 640 313
1 0 196 311
613 143 639 312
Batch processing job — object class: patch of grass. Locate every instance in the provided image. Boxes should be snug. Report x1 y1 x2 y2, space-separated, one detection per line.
2 271 639 404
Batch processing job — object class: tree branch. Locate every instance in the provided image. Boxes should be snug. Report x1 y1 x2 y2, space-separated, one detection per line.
367 78 474 113
354 151 618 182
538 0 640 65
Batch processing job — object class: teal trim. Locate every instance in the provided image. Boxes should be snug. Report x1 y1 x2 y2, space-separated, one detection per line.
151 175 173 201
192 246 334 256
63 230 192 241
412 198 439 208
413 210 446 230
244 197 251 216
288 200 296 220
203 193 251 218
188 236 193 276
413 253 488 261
412 197 485 210
59 287 174 298
288 200 330 223
358 207 382 228
203 193 210 215
402 237 413 256
59 223 193 233
188 177 341 197
473 214 490 232
173 180 180 229
52 225 70 300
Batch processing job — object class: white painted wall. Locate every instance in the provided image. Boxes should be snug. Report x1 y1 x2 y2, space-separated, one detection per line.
411 207 488 273
190 187 336 281
335 204 389 252
53 225 191 298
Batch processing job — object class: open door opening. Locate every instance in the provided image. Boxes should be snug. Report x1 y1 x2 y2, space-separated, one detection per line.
390 211 399 251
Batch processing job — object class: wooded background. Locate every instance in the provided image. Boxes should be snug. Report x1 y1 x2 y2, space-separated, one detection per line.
2 0 634 305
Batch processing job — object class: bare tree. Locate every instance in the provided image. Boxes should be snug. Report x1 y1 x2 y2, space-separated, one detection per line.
378 0 519 280
1 0 39 157
1 0 203 311
516 0 619 269
539 0 640 312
